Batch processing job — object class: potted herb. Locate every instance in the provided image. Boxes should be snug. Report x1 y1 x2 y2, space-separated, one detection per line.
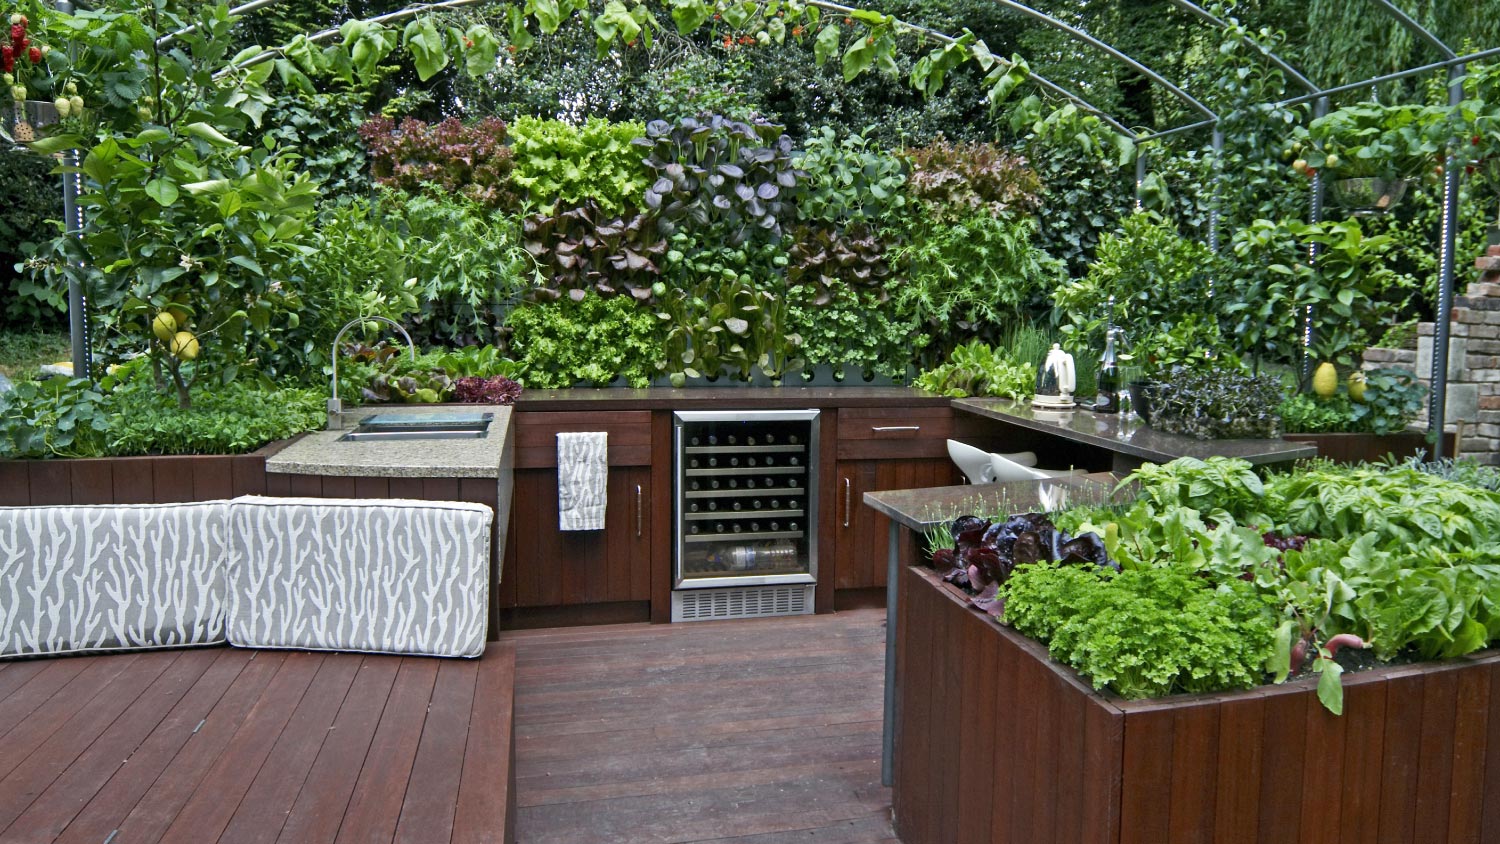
1291 102 1445 215
1146 364 1283 440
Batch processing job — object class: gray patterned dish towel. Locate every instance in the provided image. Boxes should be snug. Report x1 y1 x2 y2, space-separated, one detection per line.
557 431 608 531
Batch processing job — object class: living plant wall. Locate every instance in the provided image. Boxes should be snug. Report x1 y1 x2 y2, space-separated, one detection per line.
6 0 1500 458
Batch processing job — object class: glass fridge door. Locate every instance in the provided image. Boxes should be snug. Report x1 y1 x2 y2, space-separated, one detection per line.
674 410 819 589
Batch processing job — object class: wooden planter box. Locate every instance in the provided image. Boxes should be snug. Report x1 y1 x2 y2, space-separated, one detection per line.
0 439 295 506
1282 431 1452 465
893 564 1500 844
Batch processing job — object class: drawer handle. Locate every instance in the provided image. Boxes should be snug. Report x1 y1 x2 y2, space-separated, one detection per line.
871 425 921 432
635 484 643 538
843 477 852 528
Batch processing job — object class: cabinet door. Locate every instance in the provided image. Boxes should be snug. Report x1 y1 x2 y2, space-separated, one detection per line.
511 466 652 607
834 457 957 591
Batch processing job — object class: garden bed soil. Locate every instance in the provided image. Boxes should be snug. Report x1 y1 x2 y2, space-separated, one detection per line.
893 563 1500 844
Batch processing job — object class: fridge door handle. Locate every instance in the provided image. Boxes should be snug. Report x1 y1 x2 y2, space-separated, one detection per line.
636 484 643 538
870 425 921 432
843 477 851 528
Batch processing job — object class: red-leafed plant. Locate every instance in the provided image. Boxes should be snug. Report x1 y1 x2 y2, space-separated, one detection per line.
358 116 519 208
454 375 522 404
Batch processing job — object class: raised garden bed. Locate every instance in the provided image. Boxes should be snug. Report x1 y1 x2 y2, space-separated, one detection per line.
1283 431 1453 465
893 563 1500 844
0 442 286 506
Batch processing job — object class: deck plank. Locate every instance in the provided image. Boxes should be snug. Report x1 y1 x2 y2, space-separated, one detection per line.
505 607 893 844
0 650 181 830
453 644 518 844
332 657 440 844
276 655 403 844
0 655 126 754
1 648 214 842
393 658 480 843
51 648 257 844
154 651 325 844
217 654 363 844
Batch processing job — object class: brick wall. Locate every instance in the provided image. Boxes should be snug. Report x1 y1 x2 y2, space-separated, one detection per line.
1364 244 1500 465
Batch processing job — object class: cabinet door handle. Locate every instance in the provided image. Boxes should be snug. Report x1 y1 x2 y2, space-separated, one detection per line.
635 484 643 538
843 477 852 528
871 425 921 432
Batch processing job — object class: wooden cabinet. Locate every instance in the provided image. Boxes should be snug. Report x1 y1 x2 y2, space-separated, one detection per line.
830 407 959 596
504 412 655 614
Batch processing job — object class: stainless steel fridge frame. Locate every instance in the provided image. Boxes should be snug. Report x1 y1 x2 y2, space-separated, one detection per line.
672 409 821 591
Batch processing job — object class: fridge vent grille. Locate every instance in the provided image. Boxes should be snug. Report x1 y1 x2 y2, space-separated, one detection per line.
672 585 813 622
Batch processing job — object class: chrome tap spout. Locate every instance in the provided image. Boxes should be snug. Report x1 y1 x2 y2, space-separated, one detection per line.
328 317 416 430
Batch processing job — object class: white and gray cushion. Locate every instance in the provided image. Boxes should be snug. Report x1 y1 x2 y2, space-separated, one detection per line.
226 496 492 658
1 502 230 658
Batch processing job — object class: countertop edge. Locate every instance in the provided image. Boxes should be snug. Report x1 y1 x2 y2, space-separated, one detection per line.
952 398 1317 466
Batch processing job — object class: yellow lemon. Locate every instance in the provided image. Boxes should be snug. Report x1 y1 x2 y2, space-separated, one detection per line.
151 311 177 342
166 306 190 327
1312 362 1338 399
169 331 200 360
1348 372 1367 403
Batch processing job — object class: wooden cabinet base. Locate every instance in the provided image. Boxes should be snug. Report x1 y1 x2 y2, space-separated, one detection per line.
893 564 1500 844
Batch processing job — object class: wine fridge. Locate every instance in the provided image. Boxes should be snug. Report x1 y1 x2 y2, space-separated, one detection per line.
672 410 819 621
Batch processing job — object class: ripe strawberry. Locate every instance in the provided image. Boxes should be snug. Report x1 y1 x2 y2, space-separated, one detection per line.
27 45 39 63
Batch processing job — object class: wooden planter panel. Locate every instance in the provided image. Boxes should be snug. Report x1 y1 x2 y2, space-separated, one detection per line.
894 564 1500 844
1282 431 1453 465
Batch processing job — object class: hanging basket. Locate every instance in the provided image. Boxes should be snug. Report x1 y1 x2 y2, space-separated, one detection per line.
1329 177 1410 216
6 100 60 144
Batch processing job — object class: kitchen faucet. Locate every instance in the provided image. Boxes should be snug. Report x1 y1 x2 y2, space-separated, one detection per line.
328 316 416 430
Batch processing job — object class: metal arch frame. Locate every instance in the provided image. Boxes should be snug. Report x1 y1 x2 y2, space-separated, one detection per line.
987 0 1216 121
1163 0 1319 95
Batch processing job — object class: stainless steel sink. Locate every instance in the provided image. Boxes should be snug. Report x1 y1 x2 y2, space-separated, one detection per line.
338 412 493 442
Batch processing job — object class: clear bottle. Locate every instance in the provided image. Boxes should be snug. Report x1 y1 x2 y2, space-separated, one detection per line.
727 435 737 445
745 479 756 489
1095 326 1121 414
789 456 800 467
746 457 756 468
787 478 799 488
747 436 757 446
707 501 718 511
729 457 739 467
714 522 725 533
728 479 738 489
709 479 720 490
764 434 775 445
708 457 718 467
689 480 700 491
689 502 700 512
689 458 700 468
732 501 743 511
763 456 774 467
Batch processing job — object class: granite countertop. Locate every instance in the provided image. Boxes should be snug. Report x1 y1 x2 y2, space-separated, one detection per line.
267 405 513 478
952 398 1316 466
517 386 949 410
863 473 1124 532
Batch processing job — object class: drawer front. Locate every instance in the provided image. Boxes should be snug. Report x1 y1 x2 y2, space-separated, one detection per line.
837 407 954 460
515 411 653 467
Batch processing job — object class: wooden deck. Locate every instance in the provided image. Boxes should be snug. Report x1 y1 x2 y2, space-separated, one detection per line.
0 644 516 844
502 607 896 843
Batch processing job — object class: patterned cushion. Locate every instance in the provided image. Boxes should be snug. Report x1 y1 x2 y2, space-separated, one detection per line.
1 502 230 658
226 496 492 658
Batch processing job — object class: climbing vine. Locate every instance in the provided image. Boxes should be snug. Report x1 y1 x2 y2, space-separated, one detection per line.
229 0 1033 115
